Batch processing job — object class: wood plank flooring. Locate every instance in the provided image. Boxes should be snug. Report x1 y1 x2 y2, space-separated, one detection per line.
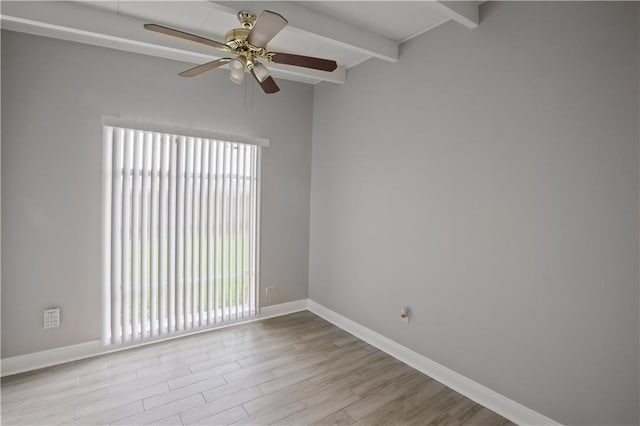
1 311 513 426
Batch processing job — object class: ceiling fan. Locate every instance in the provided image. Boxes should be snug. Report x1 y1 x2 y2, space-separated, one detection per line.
144 10 338 94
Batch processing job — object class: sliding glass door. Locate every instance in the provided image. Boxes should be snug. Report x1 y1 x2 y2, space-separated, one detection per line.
102 125 260 345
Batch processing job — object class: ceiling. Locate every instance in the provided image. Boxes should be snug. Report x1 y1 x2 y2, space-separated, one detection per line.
0 1 479 85
291 2 450 43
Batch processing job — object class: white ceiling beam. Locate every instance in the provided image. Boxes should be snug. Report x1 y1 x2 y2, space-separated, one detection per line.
0 1 345 85
208 1 399 63
428 1 479 29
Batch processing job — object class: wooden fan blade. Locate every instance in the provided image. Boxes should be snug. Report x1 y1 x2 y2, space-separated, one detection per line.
179 58 232 77
144 24 230 52
252 69 280 93
247 10 288 48
270 52 337 72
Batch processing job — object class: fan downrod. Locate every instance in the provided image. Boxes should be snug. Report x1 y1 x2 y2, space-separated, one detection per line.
237 11 257 29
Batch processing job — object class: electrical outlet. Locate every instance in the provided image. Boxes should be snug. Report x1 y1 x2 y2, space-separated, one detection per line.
400 306 410 323
44 308 60 329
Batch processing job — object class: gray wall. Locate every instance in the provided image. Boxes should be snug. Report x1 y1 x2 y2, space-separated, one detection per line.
309 2 639 425
1 30 313 358
2 2 640 424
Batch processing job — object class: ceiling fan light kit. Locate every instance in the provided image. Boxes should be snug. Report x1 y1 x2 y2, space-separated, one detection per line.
144 10 338 94
229 58 246 84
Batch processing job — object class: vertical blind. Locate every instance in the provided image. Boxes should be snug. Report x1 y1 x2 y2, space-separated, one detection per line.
102 126 261 345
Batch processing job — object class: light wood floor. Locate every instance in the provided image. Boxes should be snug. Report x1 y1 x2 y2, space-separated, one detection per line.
1 311 513 426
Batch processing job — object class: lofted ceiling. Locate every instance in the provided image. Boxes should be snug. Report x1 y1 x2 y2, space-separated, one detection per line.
0 1 479 85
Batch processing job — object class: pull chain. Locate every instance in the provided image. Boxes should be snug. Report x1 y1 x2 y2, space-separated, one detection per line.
243 74 254 110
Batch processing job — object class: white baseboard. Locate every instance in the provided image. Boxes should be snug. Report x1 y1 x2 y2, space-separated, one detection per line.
308 299 560 426
1 299 309 377
1 297 560 426
1 340 103 377
259 299 309 319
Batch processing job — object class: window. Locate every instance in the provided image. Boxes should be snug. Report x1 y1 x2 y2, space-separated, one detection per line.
102 125 261 345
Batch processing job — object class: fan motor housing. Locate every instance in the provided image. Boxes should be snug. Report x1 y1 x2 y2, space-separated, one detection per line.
225 28 250 44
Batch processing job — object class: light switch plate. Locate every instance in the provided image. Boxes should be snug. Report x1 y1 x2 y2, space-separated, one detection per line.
44 308 60 329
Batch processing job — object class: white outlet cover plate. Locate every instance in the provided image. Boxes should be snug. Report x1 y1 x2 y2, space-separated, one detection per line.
44 308 60 329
